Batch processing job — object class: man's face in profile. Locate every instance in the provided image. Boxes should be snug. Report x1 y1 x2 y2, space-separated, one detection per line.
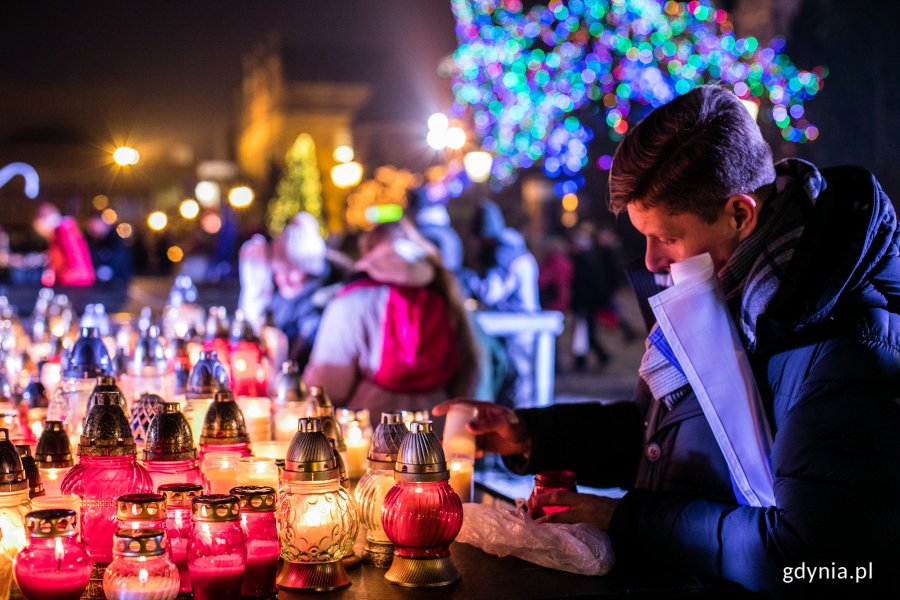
627 202 743 274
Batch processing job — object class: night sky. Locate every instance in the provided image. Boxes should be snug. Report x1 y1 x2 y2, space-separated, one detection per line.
0 1 458 159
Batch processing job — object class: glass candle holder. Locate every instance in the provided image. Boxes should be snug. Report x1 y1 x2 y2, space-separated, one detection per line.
157 484 203 597
116 494 167 531
188 494 246 600
272 402 307 442
60 326 114 448
200 451 240 495
355 411 407 568
529 470 577 518
343 420 367 480
122 325 177 408
276 418 358 592
142 402 203 491
14 509 91 600
272 360 306 409
382 421 463 587
199 392 251 459
60 392 153 598
15 445 45 499
442 403 477 463
35 420 74 496
229 341 267 399
184 351 231 446
234 457 279 490
230 486 278 599
103 528 179 600
250 441 288 460
0 428 31 600
30 494 81 514
307 388 348 486
234 397 271 444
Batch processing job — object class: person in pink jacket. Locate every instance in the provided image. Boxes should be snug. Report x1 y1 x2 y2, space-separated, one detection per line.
32 202 95 287
303 219 478 430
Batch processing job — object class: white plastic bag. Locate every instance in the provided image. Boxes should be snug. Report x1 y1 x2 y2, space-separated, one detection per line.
456 503 614 576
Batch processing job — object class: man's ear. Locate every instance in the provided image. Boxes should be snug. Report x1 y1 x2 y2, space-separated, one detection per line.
727 194 759 241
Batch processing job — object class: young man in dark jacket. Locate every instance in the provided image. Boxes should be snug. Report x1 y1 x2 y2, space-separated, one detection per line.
436 85 900 597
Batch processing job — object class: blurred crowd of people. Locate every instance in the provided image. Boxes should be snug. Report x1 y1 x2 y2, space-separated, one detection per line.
237 200 635 418
1 197 635 413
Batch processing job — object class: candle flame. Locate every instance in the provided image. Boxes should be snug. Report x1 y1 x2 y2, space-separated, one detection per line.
31 420 44 438
347 420 364 444
55 536 64 572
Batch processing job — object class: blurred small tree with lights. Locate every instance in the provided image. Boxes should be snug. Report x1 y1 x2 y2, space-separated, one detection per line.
266 133 324 235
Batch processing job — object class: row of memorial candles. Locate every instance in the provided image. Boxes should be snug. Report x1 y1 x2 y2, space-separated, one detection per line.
3 396 474 587
0 316 478 597
10 416 467 596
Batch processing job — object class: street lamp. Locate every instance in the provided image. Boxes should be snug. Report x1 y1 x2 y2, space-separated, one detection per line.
331 162 363 189
195 181 220 207
113 146 140 166
463 151 493 183
147 211 168 232
445 127 467 150
228 186 254 209
179 199 200 219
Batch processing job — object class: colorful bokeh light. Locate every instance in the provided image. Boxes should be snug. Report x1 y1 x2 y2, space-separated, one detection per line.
448 0 825 187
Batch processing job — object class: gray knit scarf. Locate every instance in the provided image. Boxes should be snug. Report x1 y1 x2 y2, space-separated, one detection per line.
639 159 825 408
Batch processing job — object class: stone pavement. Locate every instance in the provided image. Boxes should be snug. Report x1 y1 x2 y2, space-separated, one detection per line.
552 288 645 406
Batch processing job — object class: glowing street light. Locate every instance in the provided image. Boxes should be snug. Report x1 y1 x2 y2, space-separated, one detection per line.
426 129 448 150
331 162 363 189
113 146 140 166
463 151 493 183
179 199 200 219
228 186 254 208
427 113 449 132
333 146 355 163
195 181 220 207
446 127 467 150
147 211 168 232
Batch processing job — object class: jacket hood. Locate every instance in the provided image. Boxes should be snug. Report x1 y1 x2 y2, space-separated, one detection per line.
758 162 899 348
356 237 436 288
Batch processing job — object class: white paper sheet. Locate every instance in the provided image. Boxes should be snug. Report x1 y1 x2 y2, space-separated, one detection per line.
649 253 775 507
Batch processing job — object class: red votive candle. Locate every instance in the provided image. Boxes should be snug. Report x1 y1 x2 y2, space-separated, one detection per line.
14 509 91 600
530 470 577 518
158 483 204 596
188 494 246 600
230 486 278 598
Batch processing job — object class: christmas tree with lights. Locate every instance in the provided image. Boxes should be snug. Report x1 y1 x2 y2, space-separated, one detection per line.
267 133 324 235
447 0 826 189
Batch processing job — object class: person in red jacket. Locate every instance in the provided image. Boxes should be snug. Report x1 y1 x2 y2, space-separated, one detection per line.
32 202 95 287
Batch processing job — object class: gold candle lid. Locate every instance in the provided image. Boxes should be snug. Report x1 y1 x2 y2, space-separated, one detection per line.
113 528 167 557
229 485 276 513
395 421 448 483
283 417 340 482
35 421 74 468
191 493 241 522
116 493 167 522
158 483 203 508
25 509 78 538
367 411 408 469
199 391 250 445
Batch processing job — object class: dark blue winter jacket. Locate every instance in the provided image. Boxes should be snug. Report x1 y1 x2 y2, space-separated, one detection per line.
511 164 900 597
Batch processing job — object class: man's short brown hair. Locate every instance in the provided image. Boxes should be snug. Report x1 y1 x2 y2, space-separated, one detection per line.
608 85 776 223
